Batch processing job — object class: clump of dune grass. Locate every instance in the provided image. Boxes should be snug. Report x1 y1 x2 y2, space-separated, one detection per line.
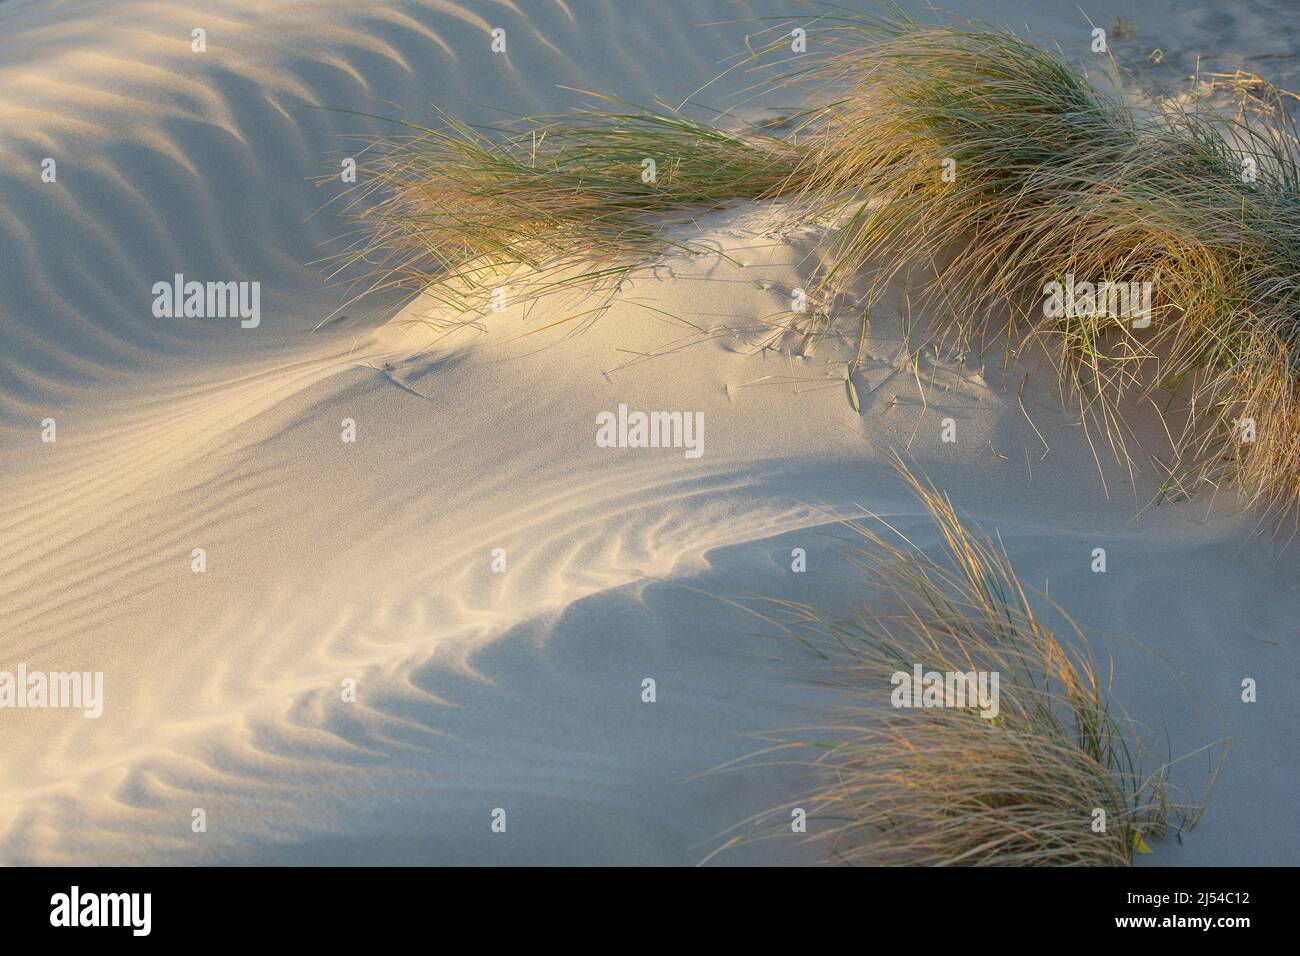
341 15 1300 517
739 458 1221 865
331 100 806 324
782 16 1300 515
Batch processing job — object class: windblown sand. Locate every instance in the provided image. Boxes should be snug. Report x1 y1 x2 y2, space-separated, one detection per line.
1 0 1297 865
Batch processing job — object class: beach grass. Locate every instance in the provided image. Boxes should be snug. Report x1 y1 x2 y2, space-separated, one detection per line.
785 15 1300 515
346 15 1300 515
333 100 805 322
743 457 1217 865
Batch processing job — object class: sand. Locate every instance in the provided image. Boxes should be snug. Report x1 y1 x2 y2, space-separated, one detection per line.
1 0 1297 866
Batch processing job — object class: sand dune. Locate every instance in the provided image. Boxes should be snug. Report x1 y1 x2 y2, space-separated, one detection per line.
2 0 1298 866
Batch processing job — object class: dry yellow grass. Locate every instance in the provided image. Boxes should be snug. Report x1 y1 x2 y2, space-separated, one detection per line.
733 457 1223 865
783 18 1300 518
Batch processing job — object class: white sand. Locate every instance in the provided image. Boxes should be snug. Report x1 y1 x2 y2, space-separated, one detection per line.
1 0 1297 865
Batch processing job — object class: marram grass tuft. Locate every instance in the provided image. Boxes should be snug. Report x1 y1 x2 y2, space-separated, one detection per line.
333 100 805 322
786 18 1300 518
732 458 1223 865
345 18 1300 518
